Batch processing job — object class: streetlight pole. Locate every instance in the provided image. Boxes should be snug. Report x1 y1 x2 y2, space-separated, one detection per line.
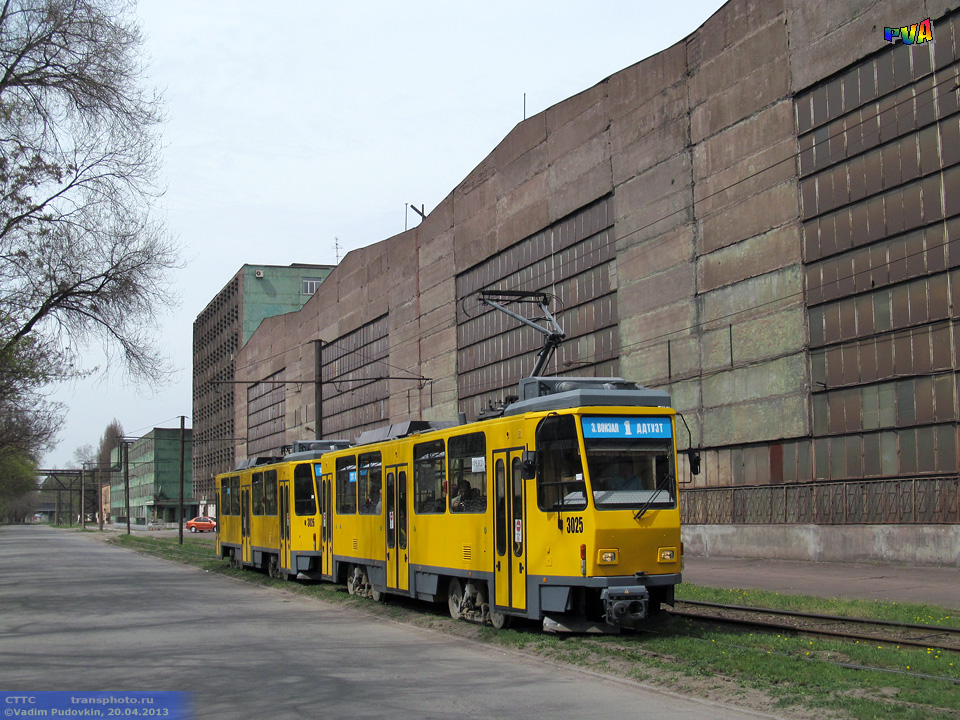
123 440 131 535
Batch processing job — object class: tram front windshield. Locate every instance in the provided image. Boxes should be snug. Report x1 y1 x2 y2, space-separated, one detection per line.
582 417 676 510
535 414 676 512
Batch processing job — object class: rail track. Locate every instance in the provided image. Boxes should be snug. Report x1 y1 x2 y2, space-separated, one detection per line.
669 599 960 653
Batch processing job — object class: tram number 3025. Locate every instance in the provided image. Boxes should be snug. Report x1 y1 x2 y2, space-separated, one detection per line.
565 516 584 534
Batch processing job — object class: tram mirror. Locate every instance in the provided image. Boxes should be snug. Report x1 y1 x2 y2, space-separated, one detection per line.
520 451 538 479
687 450 701 476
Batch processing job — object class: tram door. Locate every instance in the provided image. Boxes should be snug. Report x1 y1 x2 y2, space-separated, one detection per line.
493 449 527 614
215 487 221 556
279 480 290 572
321 473 333 580
241 488 251 564
385 466 410 593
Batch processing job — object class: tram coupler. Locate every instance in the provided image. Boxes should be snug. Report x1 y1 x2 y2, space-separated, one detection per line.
600 585 650 628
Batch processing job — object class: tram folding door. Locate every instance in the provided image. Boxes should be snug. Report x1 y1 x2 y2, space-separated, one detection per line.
321 473 333 579
241 488 251 565
279 481 290 573
493 448 526 615
384 466 410 593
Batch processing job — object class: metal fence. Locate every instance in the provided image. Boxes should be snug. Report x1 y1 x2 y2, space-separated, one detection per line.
680 476 960 524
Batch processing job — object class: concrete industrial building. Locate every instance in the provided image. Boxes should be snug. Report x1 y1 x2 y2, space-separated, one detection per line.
192 263 334 514
110 428 195 525
194 0 960 565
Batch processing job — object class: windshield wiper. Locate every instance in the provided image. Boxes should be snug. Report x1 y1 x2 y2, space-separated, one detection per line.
633 473 674 521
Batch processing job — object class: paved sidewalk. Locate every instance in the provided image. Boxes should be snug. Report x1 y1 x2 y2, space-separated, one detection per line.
683 555 960 610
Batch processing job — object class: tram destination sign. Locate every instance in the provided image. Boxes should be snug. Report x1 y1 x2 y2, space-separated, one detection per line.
582 416 672 439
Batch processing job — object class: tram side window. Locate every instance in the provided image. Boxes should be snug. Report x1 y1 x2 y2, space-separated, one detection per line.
336 456 357 514
413 439 445 514
535 415 587 511
220 481 231 516
358 452 383 515
448 432 486 513
263 469 278 515
293 464 316 516
252 472 264 515
230 476 240 515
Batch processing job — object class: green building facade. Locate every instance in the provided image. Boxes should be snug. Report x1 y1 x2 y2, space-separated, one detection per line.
111 427 195 524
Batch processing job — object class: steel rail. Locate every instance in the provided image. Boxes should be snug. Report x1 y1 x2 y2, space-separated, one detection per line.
670 601 960 653
677 599 960 634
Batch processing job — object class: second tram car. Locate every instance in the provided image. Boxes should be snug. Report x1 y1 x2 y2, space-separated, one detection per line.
216 377 693 632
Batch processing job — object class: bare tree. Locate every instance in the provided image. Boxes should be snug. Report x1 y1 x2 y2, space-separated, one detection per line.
0 0 178 385
72 443 95 466
0 337 61 458
0 0 177 462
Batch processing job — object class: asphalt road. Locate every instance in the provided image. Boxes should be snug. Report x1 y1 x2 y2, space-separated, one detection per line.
0 525 778 719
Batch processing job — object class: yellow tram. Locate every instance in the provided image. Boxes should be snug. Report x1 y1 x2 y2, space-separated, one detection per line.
216 377 694 631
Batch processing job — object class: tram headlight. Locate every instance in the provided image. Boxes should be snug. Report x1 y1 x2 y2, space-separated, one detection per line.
658 547 677 562
598 550 618 565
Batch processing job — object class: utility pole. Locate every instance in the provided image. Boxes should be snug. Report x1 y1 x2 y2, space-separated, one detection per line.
179 416 185 545
80 466 85 530
95 463 103 532
124 441 131 535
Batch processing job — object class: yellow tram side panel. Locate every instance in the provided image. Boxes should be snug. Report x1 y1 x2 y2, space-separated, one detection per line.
250 507 279 553
326 443 390 569
215 474 242 550
245 464 277 557
523 406 683 581
406 417 517 576
408 509 491 575
325 427 496 578
334 512 386 564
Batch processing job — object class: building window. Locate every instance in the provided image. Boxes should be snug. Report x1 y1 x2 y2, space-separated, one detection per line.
302 277 325 294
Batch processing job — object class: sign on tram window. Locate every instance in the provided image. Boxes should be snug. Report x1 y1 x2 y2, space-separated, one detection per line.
581 417 672 440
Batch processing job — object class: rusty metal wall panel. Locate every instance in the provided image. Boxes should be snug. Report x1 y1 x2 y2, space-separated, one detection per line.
320 315 391 439
797 16 960 496
454 197 617 419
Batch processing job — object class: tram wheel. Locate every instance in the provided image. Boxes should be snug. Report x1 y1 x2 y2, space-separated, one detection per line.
267 555 281 579
447 578 463 620
370 573 385 602
346 565 358 595
489 610 512 630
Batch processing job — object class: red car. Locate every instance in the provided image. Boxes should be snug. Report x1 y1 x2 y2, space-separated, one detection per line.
185 516 217 533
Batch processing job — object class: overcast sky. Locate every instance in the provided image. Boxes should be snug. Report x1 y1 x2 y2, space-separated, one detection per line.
42 0 725 468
